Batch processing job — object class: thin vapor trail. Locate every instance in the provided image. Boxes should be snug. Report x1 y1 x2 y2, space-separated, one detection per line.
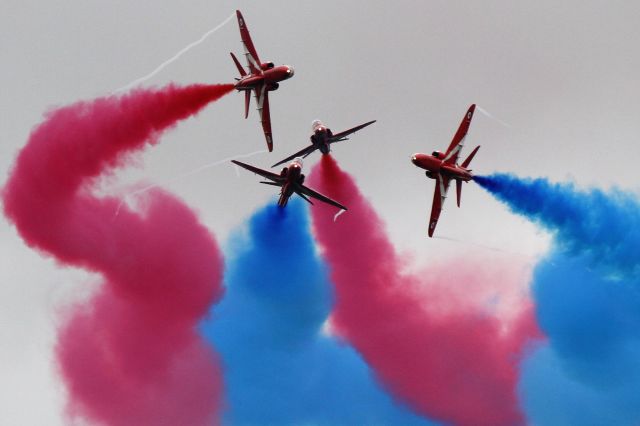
115 12 235 92
433 235 532 258
476 105 512 128
114 148 267 217
333 209 346 222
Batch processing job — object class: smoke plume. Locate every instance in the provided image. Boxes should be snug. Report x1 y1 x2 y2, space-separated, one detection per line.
307 156 538 426
3 84 232 425
476 173 640 425
201 200 435 425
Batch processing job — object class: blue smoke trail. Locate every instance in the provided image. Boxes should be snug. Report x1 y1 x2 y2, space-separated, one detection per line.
200 199 436 425
475 173 640 425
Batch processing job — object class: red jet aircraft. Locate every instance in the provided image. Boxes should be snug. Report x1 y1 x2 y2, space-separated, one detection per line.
271 119 376 168
411 104 480 237
231 10 295 152
232 158 347 210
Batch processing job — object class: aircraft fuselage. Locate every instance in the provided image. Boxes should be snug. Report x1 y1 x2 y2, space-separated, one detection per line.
277 160 304 207
235 65 294 91
310 121 332 154
411 153 473 182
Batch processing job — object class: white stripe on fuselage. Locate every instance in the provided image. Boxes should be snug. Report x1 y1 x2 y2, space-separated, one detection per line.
255 86 265 122
438 174 448 206
443 135 466 163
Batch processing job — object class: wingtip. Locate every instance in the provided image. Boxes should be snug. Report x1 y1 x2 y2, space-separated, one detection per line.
266 135 273 152
236 10 245 27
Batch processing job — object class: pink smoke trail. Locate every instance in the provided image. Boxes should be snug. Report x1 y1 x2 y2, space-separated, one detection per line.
3 84 233 425
308 155 540 426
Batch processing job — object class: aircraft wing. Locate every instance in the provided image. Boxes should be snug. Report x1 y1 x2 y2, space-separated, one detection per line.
255 85 273 151
329 120 377 143
443 104 476 165
231 160 283 183
297 184 348 211
427 173 451 237
236 10 262 75
271 145 317 168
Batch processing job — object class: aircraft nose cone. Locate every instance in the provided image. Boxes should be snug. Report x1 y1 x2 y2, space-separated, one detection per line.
411 154 419 164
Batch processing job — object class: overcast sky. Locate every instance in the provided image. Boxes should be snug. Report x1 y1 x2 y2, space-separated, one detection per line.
2 1 640 424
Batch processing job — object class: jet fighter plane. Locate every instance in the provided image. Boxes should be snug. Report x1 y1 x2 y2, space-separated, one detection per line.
232 158 347 210
271 119 376 167
231 10 295 152
411 104 480 237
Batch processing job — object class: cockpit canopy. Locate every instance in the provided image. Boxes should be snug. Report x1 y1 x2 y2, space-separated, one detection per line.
260 62 275 70
432 150 443 158
311 119 323 131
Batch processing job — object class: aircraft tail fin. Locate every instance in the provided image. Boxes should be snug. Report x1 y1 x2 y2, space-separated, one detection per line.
230 52 247 76
457 145 480 207
461 145 480 168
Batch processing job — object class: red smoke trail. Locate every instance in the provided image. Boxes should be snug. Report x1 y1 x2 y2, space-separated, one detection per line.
3 84 233 425
308 155 540 426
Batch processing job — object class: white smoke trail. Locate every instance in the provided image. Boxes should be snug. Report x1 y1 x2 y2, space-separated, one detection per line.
476 105 512 128
114 148 267 218
434 235 530 258
333 209 346 222
114 12 235 93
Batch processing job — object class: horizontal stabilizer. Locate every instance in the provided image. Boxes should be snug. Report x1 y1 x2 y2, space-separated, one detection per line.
295 190 314 205
461 145 480 168
260 181 282 187
230 52 247 76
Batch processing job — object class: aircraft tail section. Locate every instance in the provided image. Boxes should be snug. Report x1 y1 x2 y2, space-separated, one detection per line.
230 52 247 77
230 52 251 118
461 145 480 168
457 145 481 207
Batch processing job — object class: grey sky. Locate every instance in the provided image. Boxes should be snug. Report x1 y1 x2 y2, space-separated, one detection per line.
2 1 640 423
